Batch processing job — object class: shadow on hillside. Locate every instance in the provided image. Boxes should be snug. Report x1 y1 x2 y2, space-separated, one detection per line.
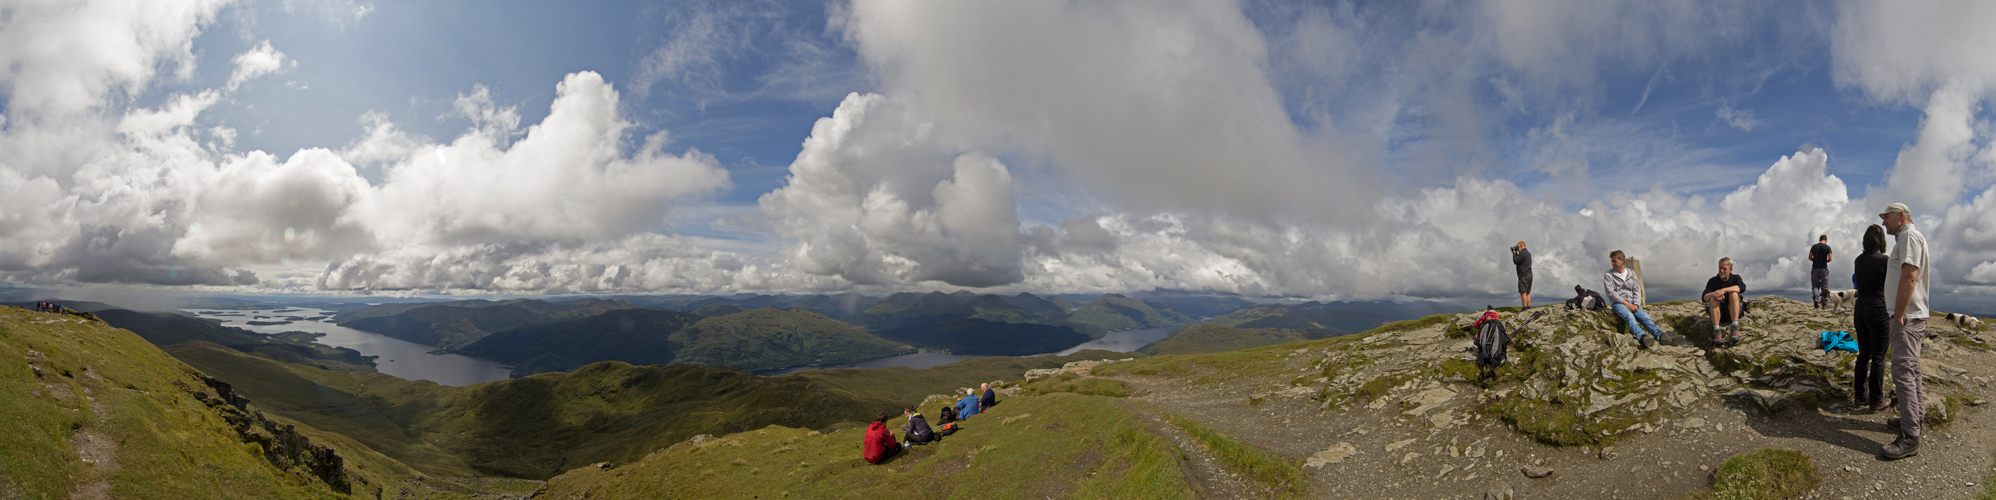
1731 400 1888 456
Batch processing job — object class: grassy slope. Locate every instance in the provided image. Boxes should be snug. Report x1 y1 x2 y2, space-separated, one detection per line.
163 342 476 478
532 393 1196 500
415 362 902 479
413 351 1140 479
0 307 344 498
1137 323 1343 356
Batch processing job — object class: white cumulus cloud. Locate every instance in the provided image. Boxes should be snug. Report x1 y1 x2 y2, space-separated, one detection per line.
226 39 288 91
759 93 1023 287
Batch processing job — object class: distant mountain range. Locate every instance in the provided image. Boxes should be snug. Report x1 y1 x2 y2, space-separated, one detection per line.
1137 323 1342 356
322 292 1304 361
334 298 641 350
453 308 915 377
1204 300 1454 334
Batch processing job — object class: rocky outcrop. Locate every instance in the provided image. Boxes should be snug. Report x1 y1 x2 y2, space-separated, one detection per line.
1262 297 1968 446
194 376 352 494
1024 358 1136 381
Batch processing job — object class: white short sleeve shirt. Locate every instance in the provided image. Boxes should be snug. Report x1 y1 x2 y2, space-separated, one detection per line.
1885 224 1931 319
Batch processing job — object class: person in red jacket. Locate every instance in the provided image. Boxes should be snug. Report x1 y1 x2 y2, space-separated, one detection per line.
862 411 901 464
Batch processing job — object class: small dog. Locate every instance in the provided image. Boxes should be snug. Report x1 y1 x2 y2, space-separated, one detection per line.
1945 312 1983 332
1825 289 1857 312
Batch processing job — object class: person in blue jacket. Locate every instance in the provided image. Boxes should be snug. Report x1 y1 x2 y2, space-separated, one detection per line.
955 388 981 419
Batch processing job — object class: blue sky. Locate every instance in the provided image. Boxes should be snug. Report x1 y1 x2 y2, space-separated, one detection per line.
4 0 1996 305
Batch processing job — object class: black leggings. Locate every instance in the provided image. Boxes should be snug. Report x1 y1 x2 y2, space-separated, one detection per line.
1853 299 1889 403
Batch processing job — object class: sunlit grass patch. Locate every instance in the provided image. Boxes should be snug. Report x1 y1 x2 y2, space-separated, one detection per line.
1687 448 1817 500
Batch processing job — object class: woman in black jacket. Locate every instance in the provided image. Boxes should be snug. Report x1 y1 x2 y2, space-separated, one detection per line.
901 406 936 445
1853 224 1891 411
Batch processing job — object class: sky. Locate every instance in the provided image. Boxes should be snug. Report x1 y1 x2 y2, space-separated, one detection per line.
4 0 1996 306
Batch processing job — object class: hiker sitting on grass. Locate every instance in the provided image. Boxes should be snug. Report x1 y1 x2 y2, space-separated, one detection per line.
955 388 982 419
862 411 901 464
979 383 997 412
1703 257 1747 344
901 406 935 446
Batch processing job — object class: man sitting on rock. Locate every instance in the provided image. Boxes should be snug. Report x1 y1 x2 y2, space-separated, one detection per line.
1605 250 1664 349
1703 257 1747 345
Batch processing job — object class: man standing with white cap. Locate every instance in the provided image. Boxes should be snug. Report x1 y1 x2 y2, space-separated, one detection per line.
1879 202 1929 460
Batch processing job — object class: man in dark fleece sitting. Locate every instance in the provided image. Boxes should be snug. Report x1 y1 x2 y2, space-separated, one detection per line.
1704 257 1747 345
979 383 997 412
901 406 936 446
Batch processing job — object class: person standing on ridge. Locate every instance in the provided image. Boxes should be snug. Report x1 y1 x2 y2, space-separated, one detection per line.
1880 203 1930 460
1605 250 1663 349
1852 225 1890 411
1512 241 1533 309
1811 235 1834 308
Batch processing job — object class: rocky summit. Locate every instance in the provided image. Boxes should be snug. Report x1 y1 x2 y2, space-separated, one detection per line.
1096 296 1996 499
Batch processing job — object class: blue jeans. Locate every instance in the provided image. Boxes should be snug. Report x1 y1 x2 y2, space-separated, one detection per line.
1612 303 1663 340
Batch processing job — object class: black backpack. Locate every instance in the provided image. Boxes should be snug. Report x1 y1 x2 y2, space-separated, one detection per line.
1472 310 1509 380
937 406 957 424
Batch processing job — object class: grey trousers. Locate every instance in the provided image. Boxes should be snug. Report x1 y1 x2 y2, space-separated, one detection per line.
1811 269 1830 305
1890 317 1926 438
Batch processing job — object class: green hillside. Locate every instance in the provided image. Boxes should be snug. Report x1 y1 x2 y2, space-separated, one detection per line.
454 308 914 377
452 308 704 377
668 308 916 371
0 306 539 499
338 298 640 350
849 291 1059 330
1066 294 1195 331
1136 323 1343 356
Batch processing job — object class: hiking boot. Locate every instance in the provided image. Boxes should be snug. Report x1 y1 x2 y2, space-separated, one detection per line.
1726 323 1742 344
1882 435 1920 460
1640 336 1656 349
